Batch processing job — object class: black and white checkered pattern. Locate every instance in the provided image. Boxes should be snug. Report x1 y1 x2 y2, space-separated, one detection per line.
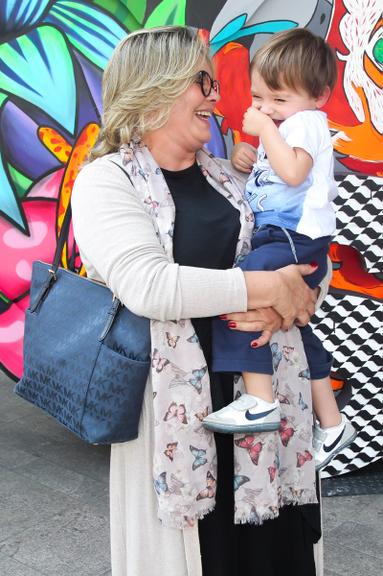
311 174 382 477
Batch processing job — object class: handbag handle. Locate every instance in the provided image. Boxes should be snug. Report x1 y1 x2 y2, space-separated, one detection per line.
30 204 123 341
29 204 74 312
52 203 73 272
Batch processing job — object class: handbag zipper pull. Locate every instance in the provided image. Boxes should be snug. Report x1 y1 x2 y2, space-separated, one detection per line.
29 269 57 313
99 297 121 341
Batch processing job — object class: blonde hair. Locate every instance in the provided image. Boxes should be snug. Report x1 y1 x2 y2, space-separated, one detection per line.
251 28 337 98
89 26 209 161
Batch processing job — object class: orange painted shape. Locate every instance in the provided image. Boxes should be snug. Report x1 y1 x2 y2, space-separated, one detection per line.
57 123 100 268
57 123 100 233
331 375 345 392
38 127 72 163
213 42 257 146
330 84 383 162
329 242 383 301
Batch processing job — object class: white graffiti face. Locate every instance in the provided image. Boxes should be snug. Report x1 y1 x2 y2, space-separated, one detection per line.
338 0 383 134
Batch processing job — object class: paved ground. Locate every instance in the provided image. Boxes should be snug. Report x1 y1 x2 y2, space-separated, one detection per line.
0 372 382 576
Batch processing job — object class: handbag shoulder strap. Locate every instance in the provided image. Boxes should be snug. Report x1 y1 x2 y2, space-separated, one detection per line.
51 204 73 272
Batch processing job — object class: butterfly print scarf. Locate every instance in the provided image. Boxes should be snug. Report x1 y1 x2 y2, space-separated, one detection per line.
116 142 317 528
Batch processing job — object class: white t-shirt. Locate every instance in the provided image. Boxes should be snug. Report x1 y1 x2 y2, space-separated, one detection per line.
245 110 337 239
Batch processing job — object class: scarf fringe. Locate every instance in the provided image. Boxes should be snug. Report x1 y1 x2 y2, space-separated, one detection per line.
235 509 279 526
281 487 318 507
234 488 318 526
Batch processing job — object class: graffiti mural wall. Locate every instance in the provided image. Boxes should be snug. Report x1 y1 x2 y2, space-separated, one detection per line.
0 0 381 476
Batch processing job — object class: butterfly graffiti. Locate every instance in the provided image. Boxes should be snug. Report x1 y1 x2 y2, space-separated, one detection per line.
190 445 208 470
296 450 313 468
196 470 216 500
163 402 188 424
164 442 178 461
279 417 295 447
235 435 263 465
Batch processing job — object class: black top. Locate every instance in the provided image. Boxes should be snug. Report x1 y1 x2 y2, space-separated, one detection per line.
162 162 240 270
162 162 319 576
162 162 240 367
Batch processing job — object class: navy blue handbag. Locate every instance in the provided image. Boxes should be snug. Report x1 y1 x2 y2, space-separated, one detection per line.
15 205 151 444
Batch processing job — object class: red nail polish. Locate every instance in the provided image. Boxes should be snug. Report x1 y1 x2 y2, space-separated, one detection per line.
219 315 228 320
310 261 318 267
250 341 258 348
228 321 236 328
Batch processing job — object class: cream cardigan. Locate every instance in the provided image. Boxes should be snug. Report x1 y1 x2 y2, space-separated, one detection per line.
72 154 327 576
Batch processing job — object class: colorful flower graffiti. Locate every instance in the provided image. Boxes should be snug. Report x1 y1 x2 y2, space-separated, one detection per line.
0 0 128 379
0 0 381 475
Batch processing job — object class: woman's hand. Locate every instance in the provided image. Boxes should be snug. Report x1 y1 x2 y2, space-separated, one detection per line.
231 142 257 173
295 286 320 326
244 263 318 330
220 307 282 347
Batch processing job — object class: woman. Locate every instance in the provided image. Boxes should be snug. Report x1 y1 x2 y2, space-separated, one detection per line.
72 26 326 576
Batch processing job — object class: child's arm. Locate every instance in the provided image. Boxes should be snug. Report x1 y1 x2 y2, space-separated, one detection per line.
231 142 257 173
242 107 313 186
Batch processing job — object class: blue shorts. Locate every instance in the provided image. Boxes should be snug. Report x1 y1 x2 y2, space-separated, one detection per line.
212 225 332 378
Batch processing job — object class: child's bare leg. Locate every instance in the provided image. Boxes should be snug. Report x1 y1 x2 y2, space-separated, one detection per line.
311 377 342 428
242 372 274 402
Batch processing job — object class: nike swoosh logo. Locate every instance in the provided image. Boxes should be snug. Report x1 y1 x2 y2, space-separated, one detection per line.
323 429 345 453
245 408 277 421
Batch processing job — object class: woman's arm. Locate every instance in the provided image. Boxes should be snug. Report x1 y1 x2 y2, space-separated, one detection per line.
72 159 248 321
72 158 315 324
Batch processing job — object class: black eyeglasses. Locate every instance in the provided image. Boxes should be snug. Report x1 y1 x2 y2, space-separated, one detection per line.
195 70 220 97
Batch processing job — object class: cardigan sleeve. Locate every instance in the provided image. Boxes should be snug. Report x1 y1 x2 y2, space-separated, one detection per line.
71 157 248 321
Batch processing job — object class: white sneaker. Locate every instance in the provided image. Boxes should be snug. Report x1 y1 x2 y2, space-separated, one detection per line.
313 414 357 471
202 394 281 434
